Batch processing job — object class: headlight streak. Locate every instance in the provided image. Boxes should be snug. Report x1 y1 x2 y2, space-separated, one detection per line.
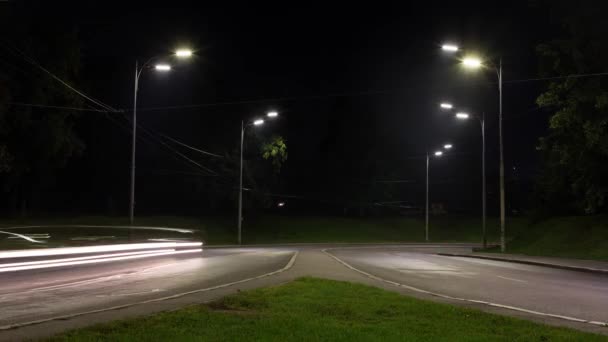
2 225 195 234
0 249 176 268
0 242 203 259
0 248 202 273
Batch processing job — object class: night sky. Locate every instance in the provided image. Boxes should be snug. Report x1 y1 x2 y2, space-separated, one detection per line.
3 2 561 215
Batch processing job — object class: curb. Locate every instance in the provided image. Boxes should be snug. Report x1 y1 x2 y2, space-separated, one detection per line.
437 253 608 275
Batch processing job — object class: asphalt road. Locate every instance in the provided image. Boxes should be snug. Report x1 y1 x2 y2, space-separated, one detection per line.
1 243 607 340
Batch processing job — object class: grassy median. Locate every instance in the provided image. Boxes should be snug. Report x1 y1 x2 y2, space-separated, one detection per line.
47 277 606 341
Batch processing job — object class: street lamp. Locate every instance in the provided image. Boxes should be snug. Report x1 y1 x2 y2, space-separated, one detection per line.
425 144 452 242
455 112 469 119
129 49 193 224
453 109 488 248
238 111 279 244
175 49 193 57
440 103 453 109
441 44 459 52
441 42 506 252
462 57 482 69
154 64 172 71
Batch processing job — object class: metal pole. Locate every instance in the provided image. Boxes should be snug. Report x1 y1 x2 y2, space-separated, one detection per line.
425 153 429 242
129 61 138 225
237 120 244 245
498 59 506 252
481 113 487 249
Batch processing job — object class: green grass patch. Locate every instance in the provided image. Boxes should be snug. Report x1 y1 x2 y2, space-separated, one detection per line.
238 215 528 245
491 216 608 261
47 277 607 341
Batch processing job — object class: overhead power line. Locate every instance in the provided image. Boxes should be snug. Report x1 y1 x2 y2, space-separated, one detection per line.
130 71 608 113
0 41 119 113
126 118 219 176
504 72 608 84
8 102 110 112
159 133 224 158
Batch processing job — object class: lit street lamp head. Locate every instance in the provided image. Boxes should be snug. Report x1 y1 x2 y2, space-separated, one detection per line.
456 112 470 119
175 49 193 58
444 144 453 149
253 119 264 126
267 111 278 118
155 64 171 71
434 151 443 157
440 103 453 110
462 57 482 69
441 44 459 52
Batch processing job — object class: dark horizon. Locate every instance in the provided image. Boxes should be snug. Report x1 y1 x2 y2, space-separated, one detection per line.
0 2 577 216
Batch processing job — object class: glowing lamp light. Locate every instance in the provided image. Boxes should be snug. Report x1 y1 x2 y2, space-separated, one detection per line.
441 44 459 52
175 49 193 57
440 103 453 110
434 151 443 157
253 119 264 126
444 144 453 149
456 112 470 119
277 202 285 207
155 64 171 71
462 57 482 68
267 111 279 118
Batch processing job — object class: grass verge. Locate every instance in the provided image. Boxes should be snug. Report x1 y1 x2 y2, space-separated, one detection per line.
0 215 526 247
488 215 608 261
47 277 606 341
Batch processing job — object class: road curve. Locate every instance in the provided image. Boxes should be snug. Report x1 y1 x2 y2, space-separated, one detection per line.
0 248 296 328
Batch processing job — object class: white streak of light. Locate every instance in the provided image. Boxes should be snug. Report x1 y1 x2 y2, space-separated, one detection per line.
0 249 175 268
0 249 202 273
0 242 203 259
4 225 194 234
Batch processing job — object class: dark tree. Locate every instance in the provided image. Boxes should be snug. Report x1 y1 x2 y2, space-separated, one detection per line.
0 7 85 215
534 1 608 214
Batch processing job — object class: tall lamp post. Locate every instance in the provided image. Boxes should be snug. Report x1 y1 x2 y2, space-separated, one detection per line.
238 111 278 244
440 104 487 248
441 44 505 252
425 145 453 242
130 49 193 224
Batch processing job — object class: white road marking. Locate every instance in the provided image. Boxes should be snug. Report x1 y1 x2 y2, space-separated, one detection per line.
96 289 164 297
0 231 45 244
323 248 608 327
497 275 528 283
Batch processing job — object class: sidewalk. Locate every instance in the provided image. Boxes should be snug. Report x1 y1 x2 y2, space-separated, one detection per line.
437 252 608 275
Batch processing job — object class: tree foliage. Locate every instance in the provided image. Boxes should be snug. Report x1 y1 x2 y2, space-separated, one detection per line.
535 1 608 213
261 135 288 173
0 9 85 214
